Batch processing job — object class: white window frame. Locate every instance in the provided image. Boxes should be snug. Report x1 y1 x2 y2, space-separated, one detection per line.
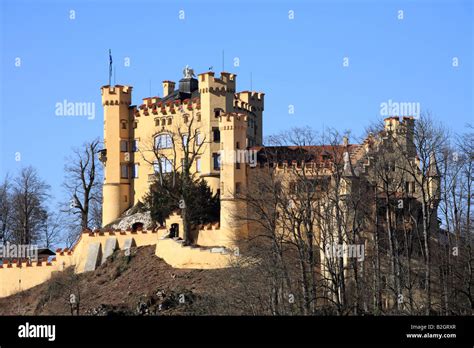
132 163 139 178
154 158 173 173
155 133 173 149
196 157 201 173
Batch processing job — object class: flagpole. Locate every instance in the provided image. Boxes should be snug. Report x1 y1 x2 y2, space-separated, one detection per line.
108 49 113 86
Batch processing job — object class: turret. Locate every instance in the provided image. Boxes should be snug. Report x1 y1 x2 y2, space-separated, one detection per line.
219 113 249 244
235 91 264 146
384 116 416 157
101 85 133 226
198 72 237 192
428 152 440 202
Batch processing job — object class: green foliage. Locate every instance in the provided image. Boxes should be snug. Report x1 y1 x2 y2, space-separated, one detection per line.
144 175 219 227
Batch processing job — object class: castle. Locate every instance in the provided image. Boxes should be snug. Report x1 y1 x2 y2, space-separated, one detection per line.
0 67 441 309
100 67 263 246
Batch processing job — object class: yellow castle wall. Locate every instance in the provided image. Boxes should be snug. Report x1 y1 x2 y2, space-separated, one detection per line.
0 229 158 299
155 238 233 269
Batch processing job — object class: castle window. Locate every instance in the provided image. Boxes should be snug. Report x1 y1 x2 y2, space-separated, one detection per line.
132 140 139 152
236 141 240 149
384 161 396 172
214 108 223 118
120 140 128 152
235 182 242 194
121 121 127 129
121 164 129 179
133 121 138 129
182 135 188 147
167 118 172 125
154 158 173 173
132 163 139 178
196 157 201 173
236 162 241 170
212 127 220 142
155 134 172 149
196 132 203 146
213 153 221 170
161 119 166 126
322 153 331 161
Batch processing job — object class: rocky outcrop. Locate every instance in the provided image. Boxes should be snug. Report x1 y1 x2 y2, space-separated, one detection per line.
105 202 156 231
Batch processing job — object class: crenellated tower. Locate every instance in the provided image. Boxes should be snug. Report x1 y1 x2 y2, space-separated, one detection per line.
101 85 133 226
383 116 416 158
197 72 237 193
234 91 264 146
219 112 249 244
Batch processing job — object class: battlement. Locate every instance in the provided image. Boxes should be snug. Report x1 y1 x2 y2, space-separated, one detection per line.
384 116 415 133
219 112 248 125
198 71 236 94
101 85 132 106
135 97 201 118
236 91 265 102
198 222 220 232
234 91 264 114
0 258 57 268
249 160 333 175
82 228 158 236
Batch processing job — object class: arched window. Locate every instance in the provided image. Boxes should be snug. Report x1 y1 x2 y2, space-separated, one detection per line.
155 133 172 149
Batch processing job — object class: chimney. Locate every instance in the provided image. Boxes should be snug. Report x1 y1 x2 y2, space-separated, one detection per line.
162 81 175 98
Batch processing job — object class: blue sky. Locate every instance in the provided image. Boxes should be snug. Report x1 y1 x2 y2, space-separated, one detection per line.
0 0 472 208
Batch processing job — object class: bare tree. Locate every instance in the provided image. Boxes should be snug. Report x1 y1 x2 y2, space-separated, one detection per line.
63 138 103 232
40 212 63 249
444 125 474 314
0 175 12 243
9 166 50 245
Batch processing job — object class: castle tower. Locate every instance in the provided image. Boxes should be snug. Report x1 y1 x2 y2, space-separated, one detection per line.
428 152 441 202
219 113 249 245
384 116 416 158
235 91 264 146
198 72 237 193
101 85 133 226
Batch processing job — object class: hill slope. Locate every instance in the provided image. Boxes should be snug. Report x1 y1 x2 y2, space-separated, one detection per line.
0 246 242 315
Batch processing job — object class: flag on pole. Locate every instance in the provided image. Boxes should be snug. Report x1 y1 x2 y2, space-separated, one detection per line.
108 49 113 86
